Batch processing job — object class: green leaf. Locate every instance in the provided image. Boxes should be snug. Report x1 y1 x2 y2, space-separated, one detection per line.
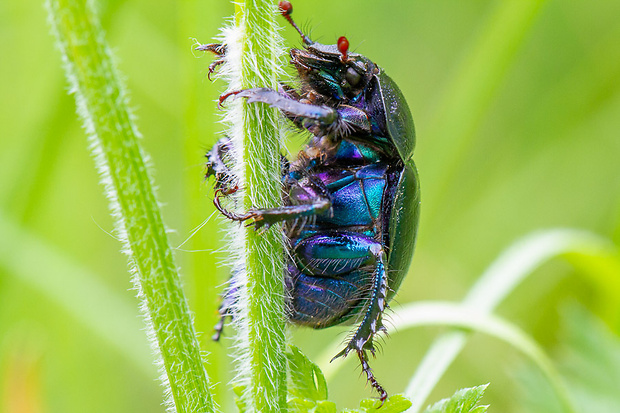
288 398 337 413
357 394 413 413
423 384 489 413
234 385 248 413
315 401 337 413
287 345 329 402
285 346 336 413
288 397 317 412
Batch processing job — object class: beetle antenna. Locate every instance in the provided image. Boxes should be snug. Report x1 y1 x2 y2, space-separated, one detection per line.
279 1 313 45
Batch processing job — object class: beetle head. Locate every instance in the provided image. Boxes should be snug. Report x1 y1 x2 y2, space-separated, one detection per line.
290 39 377 101
279 1 377 101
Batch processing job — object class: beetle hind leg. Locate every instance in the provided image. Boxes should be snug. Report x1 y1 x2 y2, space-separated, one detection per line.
331 246 390 403
356 350 388 404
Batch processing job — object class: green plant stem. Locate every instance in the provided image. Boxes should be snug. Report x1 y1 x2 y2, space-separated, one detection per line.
46 0 214 411
227 1 288 411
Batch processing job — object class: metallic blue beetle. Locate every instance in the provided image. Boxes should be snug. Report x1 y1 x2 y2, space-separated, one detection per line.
200 1 419 401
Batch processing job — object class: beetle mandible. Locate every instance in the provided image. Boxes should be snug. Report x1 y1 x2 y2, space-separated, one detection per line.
199 0 420 402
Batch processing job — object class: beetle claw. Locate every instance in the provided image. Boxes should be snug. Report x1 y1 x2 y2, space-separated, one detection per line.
218 90 242 109
208 59 225 81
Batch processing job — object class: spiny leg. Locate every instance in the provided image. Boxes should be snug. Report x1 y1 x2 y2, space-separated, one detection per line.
357 350 388 404
205 139 247 339
206 136 327 229
332 245 390 403
209 159 332 230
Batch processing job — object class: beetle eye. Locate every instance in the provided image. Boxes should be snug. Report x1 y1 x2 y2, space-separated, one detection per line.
345 67 361 86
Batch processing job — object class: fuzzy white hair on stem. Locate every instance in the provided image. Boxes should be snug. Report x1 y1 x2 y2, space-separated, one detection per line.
46 0 216 411
213 1 289 411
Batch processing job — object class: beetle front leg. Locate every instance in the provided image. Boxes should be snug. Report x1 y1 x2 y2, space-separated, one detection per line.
220 88 337 124
332 245 389 403
221 88 371 137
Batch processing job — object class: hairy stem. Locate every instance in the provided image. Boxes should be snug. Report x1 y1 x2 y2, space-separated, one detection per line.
239 1 288 411
46 0 214 411
218 1 287 412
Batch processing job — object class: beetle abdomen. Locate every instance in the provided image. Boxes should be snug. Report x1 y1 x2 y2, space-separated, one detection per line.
289 264 371 328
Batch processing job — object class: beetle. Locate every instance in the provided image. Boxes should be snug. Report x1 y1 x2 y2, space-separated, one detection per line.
199 0 419 402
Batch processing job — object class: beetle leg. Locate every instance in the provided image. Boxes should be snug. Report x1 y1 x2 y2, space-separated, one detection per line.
221 87 338 124
206 137 237 191
196 43 227 80
244 174 332 229
196 43 227 55
332 245 389 403
214 175 332 229
335 104 371 136
212 270 242 341
207 60 225 80
221 88 372 138
212 294 234 341
278 82 302 100
213 188 257 222
207 136 311 227
357 350 388 405
206 138 253 222
249 199 331 230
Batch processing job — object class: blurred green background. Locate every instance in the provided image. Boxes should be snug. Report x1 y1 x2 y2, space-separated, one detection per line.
2 0 620 411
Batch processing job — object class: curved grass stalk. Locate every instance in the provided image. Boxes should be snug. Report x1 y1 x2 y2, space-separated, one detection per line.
403 229 616 413
46 0 214 411
392 302 576 413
